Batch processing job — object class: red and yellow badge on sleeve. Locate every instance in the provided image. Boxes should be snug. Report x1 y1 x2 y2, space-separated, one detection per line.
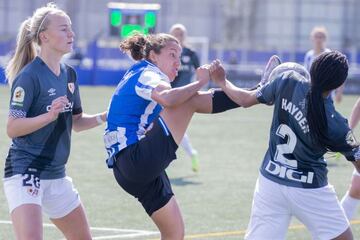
11 86 25 107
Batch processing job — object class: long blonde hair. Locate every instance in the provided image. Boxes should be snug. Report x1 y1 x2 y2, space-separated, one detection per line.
5 3 67 86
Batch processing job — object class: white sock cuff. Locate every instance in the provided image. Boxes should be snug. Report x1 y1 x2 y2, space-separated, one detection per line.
353 169 360 177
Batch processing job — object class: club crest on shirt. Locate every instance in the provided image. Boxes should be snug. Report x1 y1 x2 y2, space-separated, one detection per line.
27 187 39 197
68 83 75 94
346 130 358 147
12 86 25 103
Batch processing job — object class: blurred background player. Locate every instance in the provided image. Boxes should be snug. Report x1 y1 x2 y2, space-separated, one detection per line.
304 26 330 71
304 26 344 103
169 23 200 172
341 97 360 220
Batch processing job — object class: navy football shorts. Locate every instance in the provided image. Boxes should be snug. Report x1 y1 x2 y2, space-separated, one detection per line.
113 117 178 216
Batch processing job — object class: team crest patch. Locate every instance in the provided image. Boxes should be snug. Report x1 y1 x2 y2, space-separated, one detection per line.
346 131 358 147
68 83 75 94
27 187 39 197
12 86 25 103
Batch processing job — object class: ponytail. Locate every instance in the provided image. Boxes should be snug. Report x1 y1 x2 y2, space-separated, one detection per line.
119 33 147 61
5 18 36 86
306 87 328 147
5 2 66 87
119 32 179 62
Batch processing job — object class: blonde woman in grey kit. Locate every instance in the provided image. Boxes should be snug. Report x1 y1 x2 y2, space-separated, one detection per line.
3 3 106 240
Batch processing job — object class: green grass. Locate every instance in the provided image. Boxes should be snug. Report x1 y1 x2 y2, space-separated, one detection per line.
0 85 360 239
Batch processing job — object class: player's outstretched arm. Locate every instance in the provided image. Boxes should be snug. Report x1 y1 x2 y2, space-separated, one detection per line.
209 60 258 108
72 111 107 132
151 66 210 108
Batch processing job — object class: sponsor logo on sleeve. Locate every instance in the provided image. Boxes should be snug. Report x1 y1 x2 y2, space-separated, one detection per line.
12 87 25 102
346 131 358 147
11 87 25 107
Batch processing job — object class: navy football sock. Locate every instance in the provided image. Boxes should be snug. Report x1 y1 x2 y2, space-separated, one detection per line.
211 89 241 113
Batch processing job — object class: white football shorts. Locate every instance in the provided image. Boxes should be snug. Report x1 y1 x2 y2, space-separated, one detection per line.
3 174 81 219
245 173 350 240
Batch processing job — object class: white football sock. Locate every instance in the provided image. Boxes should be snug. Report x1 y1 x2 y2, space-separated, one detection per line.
180 133 197 157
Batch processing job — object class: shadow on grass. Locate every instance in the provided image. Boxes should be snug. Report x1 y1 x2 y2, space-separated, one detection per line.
170 175 202 186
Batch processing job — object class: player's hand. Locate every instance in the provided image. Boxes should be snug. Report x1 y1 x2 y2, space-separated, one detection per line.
209 59 226 86
196 64 210 86
48 96 69 121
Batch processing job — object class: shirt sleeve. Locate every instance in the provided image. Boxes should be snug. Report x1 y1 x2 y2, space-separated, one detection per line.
9 72 37 118
337 130 360 161
328 111 360 161
68 67 82 115
135 70 169 101
256 75 280 105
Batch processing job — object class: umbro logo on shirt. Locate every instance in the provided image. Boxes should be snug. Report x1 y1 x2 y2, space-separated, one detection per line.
48 88 56 96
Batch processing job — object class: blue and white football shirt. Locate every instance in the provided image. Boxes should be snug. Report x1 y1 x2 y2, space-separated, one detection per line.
104 60 171 158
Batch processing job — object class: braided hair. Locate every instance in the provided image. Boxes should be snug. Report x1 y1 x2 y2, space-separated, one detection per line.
306 51 348 150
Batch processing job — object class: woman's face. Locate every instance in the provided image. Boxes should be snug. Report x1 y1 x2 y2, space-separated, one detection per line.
170 28 185 46
312 32 326 49
40 14 75 55
151 40 182 81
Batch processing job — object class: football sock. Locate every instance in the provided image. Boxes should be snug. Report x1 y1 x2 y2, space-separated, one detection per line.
211 88 241 113
180 133 197 157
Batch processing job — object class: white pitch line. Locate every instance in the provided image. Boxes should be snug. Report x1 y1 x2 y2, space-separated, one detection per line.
93 232 159 239
0 220 159 238
90 226 157 234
